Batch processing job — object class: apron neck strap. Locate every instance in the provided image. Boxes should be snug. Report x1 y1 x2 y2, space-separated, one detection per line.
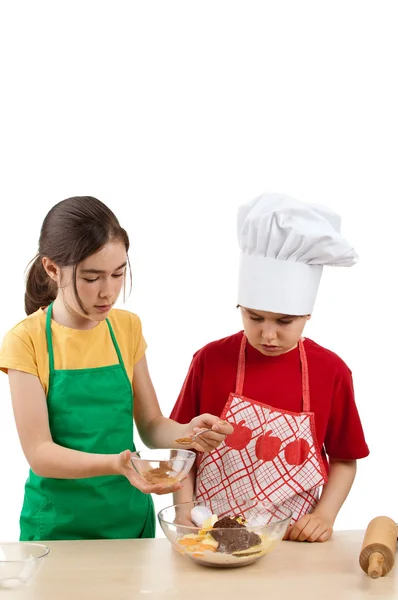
235 335 247 395
45 303 128 375
298 338 311 412
45 303 55 374
235 335 311 412
106 319 127 372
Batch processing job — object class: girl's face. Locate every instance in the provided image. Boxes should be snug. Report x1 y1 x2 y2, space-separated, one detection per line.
45 241 127 322
240 306 310 356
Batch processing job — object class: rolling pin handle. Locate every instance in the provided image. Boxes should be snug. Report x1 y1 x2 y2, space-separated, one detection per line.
368 552 385 579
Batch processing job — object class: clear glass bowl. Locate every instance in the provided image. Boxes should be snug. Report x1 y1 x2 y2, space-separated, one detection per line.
158 499 292 568
0 543 50 589
131 449 196 485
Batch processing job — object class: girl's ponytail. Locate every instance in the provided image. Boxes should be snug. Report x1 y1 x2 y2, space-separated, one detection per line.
25 255 57 315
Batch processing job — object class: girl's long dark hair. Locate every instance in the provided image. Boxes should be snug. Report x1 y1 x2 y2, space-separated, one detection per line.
25 196 130 315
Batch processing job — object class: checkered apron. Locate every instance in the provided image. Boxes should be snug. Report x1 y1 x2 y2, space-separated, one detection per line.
195 336 328 522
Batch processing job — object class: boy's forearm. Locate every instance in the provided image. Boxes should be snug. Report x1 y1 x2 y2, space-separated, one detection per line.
174 462 197 505
313 459 357 524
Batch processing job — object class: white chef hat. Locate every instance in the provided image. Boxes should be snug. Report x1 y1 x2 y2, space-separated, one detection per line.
237 193 358 315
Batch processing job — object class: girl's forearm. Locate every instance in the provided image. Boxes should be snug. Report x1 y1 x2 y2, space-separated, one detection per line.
30 440 117 479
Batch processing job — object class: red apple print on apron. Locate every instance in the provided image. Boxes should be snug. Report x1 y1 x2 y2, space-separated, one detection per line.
284 438 310 466
195 336 328 523
224 420 252 450
255 431 282 462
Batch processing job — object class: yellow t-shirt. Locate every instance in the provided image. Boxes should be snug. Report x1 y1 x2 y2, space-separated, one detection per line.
0 308 147 395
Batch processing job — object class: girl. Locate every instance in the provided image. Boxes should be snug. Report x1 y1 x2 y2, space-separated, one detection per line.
171 193 369 543
0 196 232 541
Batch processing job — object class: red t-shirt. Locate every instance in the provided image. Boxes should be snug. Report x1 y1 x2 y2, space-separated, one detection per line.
170 331 369 471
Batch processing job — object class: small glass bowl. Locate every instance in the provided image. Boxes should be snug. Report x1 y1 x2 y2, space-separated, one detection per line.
131 449 196 485
0 542 50 589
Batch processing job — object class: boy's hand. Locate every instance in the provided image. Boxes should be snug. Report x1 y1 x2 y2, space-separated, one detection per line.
187 414 233 452
174 505 196 527
284 512 333 543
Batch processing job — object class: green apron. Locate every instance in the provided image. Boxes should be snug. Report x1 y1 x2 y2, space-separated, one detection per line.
19 303 155 541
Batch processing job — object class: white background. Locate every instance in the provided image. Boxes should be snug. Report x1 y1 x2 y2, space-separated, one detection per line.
0 1 397 541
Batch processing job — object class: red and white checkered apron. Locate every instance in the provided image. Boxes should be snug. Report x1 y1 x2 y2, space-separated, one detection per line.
195 336 328 522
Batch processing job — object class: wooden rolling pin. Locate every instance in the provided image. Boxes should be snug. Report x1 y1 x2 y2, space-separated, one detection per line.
359 516 397 579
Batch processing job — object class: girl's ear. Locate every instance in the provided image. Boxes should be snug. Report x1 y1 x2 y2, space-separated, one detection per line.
42 257 60 283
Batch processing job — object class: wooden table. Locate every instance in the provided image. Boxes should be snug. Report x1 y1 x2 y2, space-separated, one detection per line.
1 531 397 599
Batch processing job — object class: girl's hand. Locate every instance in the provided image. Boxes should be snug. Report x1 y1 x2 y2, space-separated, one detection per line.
187 414 233 453
284 513 333 543
114 450 183 495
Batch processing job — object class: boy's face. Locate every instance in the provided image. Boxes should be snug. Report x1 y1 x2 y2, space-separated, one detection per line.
240 306 310 357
